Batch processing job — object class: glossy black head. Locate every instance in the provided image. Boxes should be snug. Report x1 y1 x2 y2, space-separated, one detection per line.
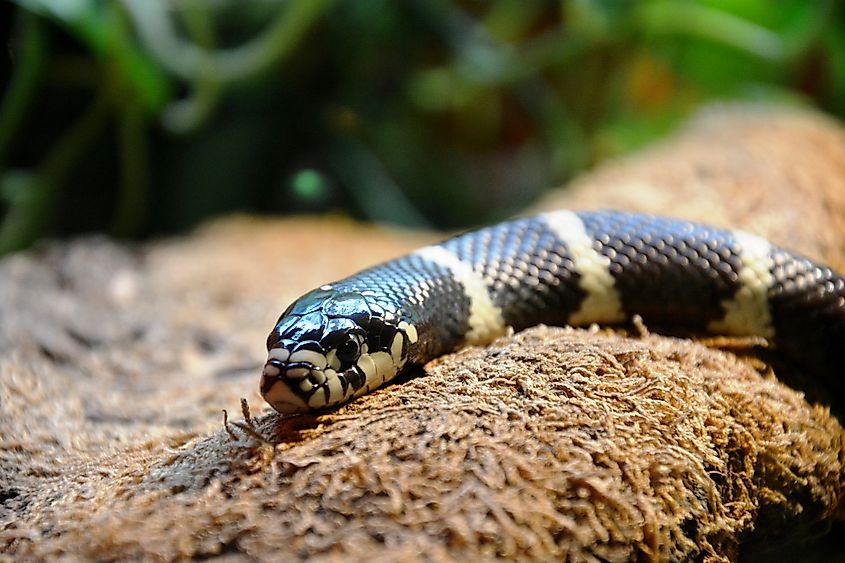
260 288 417 413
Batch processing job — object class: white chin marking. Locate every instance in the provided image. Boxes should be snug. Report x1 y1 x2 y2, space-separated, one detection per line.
708 230 775 338
268 348 290 362
307 390 326 409
370 351 396 383
285 366 310 379
398 321 418 344
263 381 308 414
412 246 506 344
312 368 328 384
262 363 280 377
326 349 341 370
541 210 625 325
288 349 327 370
325 376 345 404
390 333 404 363
357 354 378 381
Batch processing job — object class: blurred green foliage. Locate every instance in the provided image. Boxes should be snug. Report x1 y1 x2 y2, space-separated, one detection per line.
0 0 843 254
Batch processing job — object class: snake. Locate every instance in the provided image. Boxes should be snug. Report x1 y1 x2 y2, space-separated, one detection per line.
259 210 845 413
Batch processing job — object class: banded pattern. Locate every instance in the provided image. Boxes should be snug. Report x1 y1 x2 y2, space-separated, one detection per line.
260 210 845 413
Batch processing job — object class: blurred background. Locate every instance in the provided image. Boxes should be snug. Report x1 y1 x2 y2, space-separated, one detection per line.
0 0 843 255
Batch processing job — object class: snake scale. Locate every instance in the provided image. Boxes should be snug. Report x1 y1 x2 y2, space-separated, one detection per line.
260 210 845 413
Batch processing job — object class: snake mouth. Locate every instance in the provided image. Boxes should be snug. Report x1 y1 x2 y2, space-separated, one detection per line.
260 345 337 412
260 360 348 411
260 360 309 413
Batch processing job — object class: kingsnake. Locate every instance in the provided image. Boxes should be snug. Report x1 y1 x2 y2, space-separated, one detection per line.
260 210 845 413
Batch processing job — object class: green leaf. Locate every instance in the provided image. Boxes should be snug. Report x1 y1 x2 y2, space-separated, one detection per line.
12 0 170 111
0 169 35 205
635 1 785 61
13 0 108 53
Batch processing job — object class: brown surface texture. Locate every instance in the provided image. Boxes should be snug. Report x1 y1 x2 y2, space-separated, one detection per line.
2 104 845 561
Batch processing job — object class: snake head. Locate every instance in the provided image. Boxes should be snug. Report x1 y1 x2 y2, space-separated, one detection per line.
260 287 419 413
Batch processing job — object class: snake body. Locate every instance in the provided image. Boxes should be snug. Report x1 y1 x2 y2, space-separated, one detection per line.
260 210 845 413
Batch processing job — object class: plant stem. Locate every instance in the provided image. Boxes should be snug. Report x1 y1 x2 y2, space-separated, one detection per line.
0 92 110 254
112 99 147 237
123 0 333 84
0 10 48 169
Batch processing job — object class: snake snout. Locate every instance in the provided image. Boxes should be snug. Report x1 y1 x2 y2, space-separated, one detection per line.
259 359 283 395
261 357 314 384
260 355 310 413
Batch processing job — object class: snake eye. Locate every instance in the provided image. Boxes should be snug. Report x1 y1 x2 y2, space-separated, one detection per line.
336 336 360 364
